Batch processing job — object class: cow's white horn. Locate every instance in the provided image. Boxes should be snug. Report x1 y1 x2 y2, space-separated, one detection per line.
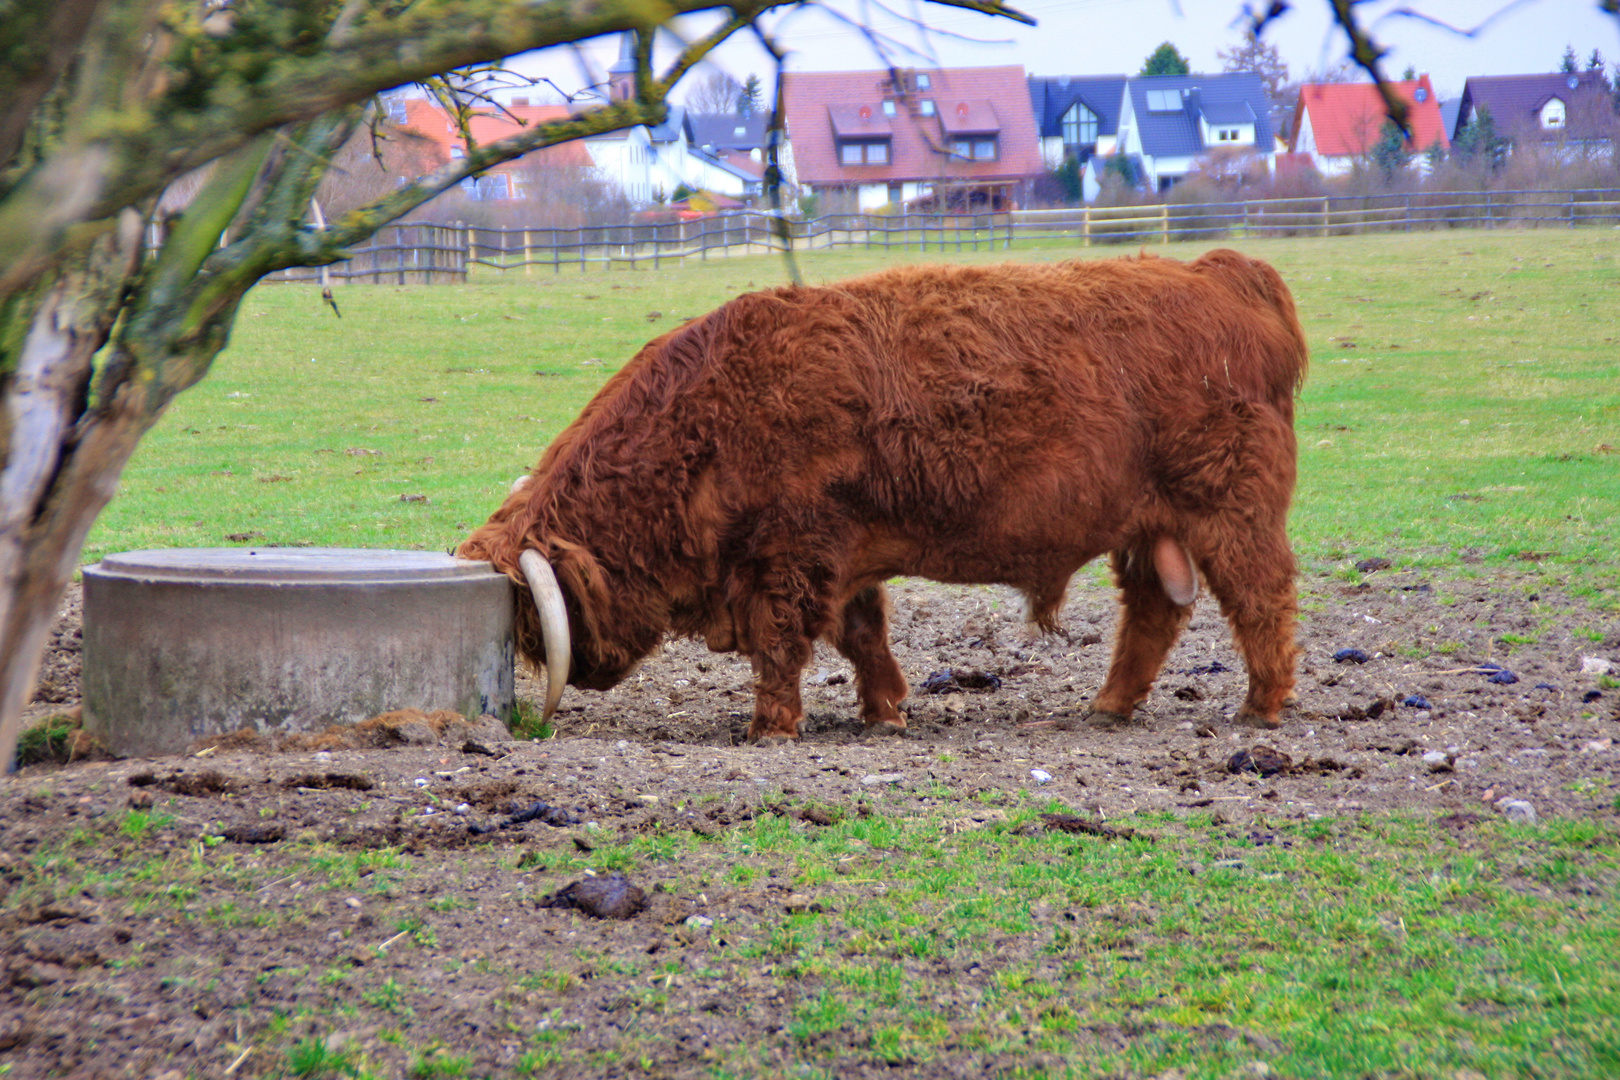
518 549 570 721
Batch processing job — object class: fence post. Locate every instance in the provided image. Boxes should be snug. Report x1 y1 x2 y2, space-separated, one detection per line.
1160 204 1169 244
523 229 532 276
1320 197 1328 237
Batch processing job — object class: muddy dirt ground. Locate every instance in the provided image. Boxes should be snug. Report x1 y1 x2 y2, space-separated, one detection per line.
2 567 1617 1077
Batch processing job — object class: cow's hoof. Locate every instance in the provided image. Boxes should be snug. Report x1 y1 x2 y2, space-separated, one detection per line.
1232 708 1283 729
747 729 799 746
861 718 907 738
1082 708 1138 730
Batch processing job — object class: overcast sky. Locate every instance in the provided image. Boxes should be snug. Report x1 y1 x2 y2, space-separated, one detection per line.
503 0 1619 106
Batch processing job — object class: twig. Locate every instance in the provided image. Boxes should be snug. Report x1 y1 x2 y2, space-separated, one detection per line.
224 1047 254 1075
377 930 410 952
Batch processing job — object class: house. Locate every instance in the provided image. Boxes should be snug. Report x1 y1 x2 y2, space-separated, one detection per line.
1106 72 1277 194
1289 76 1450 177
781 66 1044 211
389 97 594 198
1027 75 1128 169
1454 71 1617 155
687 113 771 157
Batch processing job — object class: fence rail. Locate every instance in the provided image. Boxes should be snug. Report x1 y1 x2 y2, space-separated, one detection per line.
265 188 1620 282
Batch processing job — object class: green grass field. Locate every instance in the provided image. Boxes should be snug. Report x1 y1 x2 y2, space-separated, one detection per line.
88 227 1620 603
53 228 1620 1078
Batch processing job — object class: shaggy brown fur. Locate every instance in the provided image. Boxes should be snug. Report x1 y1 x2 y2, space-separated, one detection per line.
459 251 1308 741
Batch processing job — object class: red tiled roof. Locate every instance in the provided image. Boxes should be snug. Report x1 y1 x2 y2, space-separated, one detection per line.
828 104 895 137
939 101 1000 135
1293 77 1451 157
720 149 767 179
396 99 594 171
783 66 1043 186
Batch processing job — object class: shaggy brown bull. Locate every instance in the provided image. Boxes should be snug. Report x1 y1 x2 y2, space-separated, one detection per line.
459 250 1307 741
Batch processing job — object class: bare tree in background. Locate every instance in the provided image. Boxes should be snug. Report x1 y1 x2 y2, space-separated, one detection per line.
686 70 746 113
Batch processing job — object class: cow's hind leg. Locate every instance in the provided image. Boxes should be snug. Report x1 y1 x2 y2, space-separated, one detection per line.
1089 545 1193 726
1193 523 1298 728
830 584 909 735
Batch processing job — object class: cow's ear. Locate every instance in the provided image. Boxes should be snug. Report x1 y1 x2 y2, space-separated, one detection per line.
1153 536 1199 607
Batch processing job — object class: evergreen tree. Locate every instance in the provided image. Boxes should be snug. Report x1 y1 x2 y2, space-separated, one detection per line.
1371 119 1409 183
740 74 764 116
1452 106 1507 172
1560 45 1580 74
1140 43 1192 77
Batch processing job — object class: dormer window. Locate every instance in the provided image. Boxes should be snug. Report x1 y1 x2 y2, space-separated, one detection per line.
916 73 931 90
950 138 998 161
1214 127 1242 142
839 140 889 165
919 100 936 117
1542 98 1566 129
882 100 897 117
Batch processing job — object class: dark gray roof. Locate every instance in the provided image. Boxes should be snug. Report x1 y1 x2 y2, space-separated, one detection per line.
1200 100 1256 125
686 112 771 150
1027 76 1128 140
1129 72 1275 157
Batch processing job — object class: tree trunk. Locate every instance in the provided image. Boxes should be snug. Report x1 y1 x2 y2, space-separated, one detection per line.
0 214 149 768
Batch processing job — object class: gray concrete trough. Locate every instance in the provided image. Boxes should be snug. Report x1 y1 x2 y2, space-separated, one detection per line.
82 548 515 757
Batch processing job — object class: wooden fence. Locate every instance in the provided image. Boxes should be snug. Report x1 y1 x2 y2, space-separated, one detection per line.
267 188 1620 282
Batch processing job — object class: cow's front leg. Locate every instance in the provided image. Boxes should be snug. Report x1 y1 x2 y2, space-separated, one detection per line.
746 635 813 744
830 584 908 735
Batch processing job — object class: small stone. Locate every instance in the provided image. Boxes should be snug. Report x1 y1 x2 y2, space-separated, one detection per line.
1486 669 1519 685
684 914 715 930
1333 648 1371 665
453 803 472 815
1354 558 1392 574
860 773 906 786
1581 656 1613 676
1582 739 1612 753
1402 694 1432 710
413 777 430 788
1497 799 1537 824
345 897 362 910
1030 769 1053 784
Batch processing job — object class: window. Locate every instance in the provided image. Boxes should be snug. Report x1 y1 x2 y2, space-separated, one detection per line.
919 99 936 117
1145 89 1181 112
951 139 997 160
1061 102 1099 146
916 73 931 90
1542 98 1566 129
450 146 465 158
839 140 890 165
1214 127 1242 142
882 100 897 117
